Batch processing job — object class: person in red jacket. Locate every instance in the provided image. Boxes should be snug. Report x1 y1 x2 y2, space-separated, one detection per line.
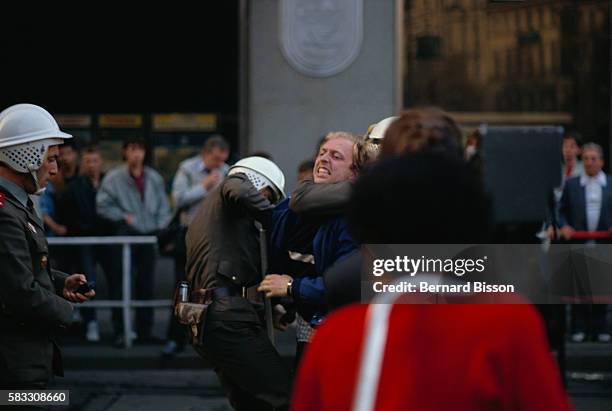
291 151 571 411
292 298 571 411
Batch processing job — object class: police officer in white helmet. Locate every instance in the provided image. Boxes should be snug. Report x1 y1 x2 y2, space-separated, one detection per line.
0 104 95 390
184 156 291 411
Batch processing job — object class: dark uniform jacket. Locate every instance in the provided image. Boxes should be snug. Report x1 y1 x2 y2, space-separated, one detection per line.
185 173 274 323
0 183 73 388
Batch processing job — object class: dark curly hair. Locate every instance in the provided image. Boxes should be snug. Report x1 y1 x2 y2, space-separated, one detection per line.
381 107 462 159
348 150 490 244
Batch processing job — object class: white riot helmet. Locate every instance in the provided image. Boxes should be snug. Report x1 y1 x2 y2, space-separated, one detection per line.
228 156 286 203
365 116 398 142
358 116 398 166
0 104 72 193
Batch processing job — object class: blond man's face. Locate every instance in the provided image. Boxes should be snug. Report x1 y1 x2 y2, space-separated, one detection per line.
313 138 356 184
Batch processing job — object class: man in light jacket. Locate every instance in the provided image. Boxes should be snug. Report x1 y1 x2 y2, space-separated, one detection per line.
97 137 171 345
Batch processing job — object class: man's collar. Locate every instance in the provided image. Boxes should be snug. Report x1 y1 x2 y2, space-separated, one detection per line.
0 176 29 208
580 171 607 187
198 158 229 174
197 157 207 173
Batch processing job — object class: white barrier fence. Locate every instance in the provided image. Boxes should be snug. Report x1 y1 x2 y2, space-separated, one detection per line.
47 236 171 348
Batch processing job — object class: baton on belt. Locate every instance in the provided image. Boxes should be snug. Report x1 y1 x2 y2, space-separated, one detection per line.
259 224 276 346
570 230 611 240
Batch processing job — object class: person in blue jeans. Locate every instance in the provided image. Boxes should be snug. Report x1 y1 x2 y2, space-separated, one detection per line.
61 145 118 342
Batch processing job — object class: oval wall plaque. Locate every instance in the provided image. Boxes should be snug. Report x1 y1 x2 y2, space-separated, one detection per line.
280 0 363 78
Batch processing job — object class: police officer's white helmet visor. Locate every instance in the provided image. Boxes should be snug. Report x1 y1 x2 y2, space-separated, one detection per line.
228 156 286 202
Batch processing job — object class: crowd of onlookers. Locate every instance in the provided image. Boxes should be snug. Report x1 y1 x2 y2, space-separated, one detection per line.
34 138 171 346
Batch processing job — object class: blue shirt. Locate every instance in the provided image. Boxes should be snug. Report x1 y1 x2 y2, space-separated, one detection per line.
270 199 358 325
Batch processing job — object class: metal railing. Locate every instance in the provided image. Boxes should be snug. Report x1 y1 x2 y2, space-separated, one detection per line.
47 236 171 348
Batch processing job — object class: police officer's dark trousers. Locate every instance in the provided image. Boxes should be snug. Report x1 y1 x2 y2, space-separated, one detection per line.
194 318 291 411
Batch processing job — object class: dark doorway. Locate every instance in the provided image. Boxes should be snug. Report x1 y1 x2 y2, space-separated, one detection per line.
0 2 240 168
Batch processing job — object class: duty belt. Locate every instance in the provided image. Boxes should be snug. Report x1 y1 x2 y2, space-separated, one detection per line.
191 286 247 304
212 286 247 299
